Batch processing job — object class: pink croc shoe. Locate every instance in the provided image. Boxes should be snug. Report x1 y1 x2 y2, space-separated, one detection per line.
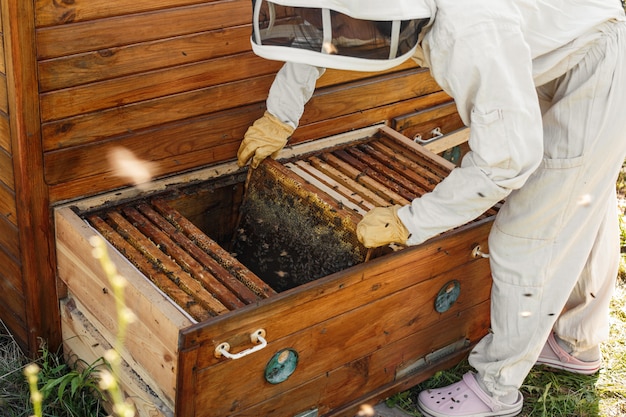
417 372 523 417
535 332 601 375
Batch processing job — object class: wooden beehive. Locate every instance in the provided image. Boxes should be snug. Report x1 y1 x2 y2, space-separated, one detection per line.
0 0 456 357
55 125 495 417
0 2 493 416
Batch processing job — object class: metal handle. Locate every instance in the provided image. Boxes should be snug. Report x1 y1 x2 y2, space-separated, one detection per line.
214 329 267 360
472 245 490 258
414 127 444 145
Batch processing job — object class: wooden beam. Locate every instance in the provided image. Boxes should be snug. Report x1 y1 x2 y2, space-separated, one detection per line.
2 0 61 353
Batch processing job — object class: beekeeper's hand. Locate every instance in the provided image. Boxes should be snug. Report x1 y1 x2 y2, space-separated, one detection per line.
356 205 410 248
237 111 295 169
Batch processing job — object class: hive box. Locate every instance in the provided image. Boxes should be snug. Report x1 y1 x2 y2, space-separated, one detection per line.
55 125 494 417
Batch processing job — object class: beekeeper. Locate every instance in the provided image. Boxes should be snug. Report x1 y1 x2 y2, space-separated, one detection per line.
237 1 626 416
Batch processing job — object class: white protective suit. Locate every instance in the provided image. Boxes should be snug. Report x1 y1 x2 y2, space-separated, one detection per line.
263 0 626 398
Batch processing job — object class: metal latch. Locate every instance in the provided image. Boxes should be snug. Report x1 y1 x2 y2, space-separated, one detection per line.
395 338 470 380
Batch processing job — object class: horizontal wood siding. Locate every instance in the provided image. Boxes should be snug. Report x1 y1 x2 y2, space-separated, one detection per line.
0 111 9 152
35 0 448 203
0 180 16 225
35 0 219 27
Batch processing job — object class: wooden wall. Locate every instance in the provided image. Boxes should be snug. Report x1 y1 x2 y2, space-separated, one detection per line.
0 1 27 350
37 0 453 204
0 0 457 354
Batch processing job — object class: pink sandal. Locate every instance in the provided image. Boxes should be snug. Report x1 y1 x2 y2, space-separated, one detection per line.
535 332 601 375
417 372 522 417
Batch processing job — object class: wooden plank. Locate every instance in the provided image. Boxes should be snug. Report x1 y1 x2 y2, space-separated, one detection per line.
46 92 452 204
60 297 174 417
292 90 450 145
314 59 416 89
0 113 10 154
0 33 5 75
324 305 488 417
0 181 16 226
55 206 192 403
0 147 13 188
0 244 21 293
3 0 60 355
0 249 25 322
189 260 491 415
48 126 371 211
291 160 376 212
0 73 7 115
41 73 277 152
35 0 251 59
37 33 414 96
346 145 429 198
333 149 416 203
379 125 457 172
0 211 18 260
0 294 27 353
87 214 213 323
38 59 417 145
299 68 440 126
105 210 230 316
173 344 199 417
392 101 460 133
136 202 263 304
306 155 390 207
151 199 276 299
121 206 246 310
40 51 278 121
35 0 220 26
42 69 439 183
42 68 433 152
424 128 471 155
231 302 489 417
368 141 443 187
361 142 436 196
37 25 259 93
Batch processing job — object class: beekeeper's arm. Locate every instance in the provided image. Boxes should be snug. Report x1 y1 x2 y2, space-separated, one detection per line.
359 7 544 247
237 62 325 168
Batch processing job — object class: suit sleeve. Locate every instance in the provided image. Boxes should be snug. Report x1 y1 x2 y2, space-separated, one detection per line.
398 18 544 245
266 62 326 129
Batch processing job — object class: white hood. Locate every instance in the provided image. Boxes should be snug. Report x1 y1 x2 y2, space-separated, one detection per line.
251 0 433 71
268 0 434 20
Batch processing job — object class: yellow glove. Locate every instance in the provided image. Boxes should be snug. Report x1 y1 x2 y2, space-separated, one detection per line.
356 205 410 248
237 111 295 169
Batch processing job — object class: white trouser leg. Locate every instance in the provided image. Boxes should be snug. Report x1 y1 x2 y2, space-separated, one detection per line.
555 190 619 357
469 20 626 397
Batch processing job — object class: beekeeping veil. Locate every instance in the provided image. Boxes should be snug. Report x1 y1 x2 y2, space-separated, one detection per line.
251 0 432 71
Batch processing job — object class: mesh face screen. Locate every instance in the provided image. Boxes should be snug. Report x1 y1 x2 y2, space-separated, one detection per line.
251 1 428 70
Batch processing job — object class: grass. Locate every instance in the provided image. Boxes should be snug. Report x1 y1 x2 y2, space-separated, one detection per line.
0 324 107 417
386 281 626 417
